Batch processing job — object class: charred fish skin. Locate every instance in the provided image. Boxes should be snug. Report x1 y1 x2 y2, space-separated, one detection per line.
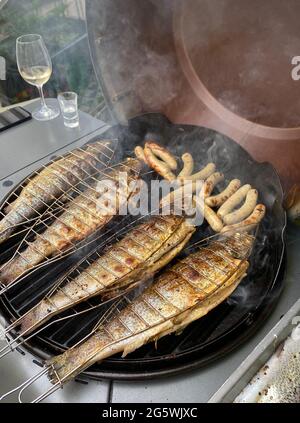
18 215 195 334
47 233 253 384
0 141 112 245
0 159 141 286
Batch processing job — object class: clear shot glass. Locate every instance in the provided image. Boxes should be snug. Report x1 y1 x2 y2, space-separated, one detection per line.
58 91 79 128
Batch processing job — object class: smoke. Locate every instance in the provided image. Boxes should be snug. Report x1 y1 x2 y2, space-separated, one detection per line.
179 0 300 128
87 0 300 127
88 0 181 121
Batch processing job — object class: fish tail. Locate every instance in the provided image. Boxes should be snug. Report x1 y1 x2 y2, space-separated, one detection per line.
0 207 30 245
0 240 47 285
219 233 255 259
47 330 110 384
18 301 51 334
0 215 16 244
47 320 172 385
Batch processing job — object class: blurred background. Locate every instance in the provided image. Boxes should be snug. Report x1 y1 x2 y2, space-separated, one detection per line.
0 0 299 195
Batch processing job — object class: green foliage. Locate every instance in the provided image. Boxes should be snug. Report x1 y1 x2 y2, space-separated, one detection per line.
0 0 104 115
49 3 68 18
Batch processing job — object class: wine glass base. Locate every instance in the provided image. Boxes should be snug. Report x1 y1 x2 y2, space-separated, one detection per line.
32 105 60 121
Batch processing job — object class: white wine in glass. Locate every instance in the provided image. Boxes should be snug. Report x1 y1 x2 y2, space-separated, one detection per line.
16 34 60 121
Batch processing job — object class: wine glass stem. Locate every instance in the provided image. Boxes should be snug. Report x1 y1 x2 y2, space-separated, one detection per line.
38 85 47 109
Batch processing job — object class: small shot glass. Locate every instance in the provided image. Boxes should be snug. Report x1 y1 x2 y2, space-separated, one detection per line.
57 91 79 128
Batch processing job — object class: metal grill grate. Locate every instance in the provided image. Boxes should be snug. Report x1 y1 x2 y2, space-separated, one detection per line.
0 141 144 294
0 114 286 380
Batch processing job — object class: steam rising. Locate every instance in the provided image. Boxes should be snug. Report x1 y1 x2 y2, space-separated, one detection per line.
89 0 181 122
181 0 300 128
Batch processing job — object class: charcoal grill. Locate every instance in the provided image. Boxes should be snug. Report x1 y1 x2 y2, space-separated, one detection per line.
0 113 286 381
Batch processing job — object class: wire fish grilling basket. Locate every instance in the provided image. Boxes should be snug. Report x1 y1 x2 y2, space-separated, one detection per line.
0 114 286 395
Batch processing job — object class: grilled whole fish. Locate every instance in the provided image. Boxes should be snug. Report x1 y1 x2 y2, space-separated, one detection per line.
18 215 195 334
0 141 112 245
0 159 141 285
47 233 254 385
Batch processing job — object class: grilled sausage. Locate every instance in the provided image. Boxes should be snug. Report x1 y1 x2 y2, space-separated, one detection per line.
178 163 216 184
223 189 258 225
203 172 224 197
178 153 194 177
217 184 252 219
221 204 266 236
205 179 241 208
145 142 177 170
134 146 148 164
204 205 224 232
144 146 176 182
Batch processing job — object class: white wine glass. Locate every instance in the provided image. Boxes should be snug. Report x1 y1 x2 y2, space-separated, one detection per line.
16 34 60 121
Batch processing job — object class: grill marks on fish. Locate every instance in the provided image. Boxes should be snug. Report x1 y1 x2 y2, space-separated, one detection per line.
18 215 195 334
0 141 112 244
0 159 141 285
47 234 253 384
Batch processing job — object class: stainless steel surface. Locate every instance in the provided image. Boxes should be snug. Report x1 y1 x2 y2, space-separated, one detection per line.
0 103 299 403
209 298 300 403
0 99 109 180
0 100 110 195
0 346 110 403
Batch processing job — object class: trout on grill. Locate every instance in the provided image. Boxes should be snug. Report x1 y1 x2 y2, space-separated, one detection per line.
0 141 112 245
47 233 254 385
18 215 195 334
0 159 141 285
